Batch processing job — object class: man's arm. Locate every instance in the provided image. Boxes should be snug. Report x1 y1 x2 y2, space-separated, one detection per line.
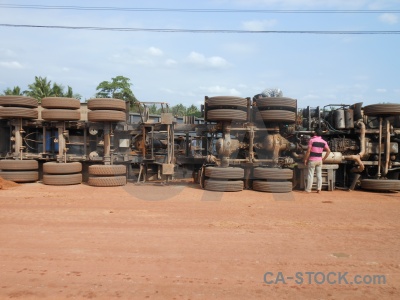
322 145 331 161
303 148 311 165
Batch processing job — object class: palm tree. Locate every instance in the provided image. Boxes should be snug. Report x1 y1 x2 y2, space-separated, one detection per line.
24 76 53 102
2 86 24 96
65 86 82 100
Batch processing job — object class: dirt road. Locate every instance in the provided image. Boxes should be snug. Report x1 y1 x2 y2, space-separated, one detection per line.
0 181 399 299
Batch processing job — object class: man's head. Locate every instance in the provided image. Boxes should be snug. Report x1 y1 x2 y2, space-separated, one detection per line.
314 128 323 136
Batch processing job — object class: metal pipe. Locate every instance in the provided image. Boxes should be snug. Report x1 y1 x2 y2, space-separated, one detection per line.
356 119 366 159
377 117 382 178
249 126 254 162
19 118 23 160
343 155 365 172
103 122 110 164
383 118 391 176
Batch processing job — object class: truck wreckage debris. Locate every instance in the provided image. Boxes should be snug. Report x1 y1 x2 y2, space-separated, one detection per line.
0 93 399 192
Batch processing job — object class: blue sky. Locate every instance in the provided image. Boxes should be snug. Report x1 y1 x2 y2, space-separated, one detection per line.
0 0 399 108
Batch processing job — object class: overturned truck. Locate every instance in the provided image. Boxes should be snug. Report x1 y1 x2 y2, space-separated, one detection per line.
0 94 399 192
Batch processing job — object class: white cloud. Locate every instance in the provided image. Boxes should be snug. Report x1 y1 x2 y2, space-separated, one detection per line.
242 19 277 31
379 13 398 24
376 88 387 93
165 59 177 66
0 61 24 69
187 52 231 69
148 46 164 56
199 85 241 96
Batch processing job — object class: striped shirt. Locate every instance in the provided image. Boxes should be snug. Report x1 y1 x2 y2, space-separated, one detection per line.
308 136 329 161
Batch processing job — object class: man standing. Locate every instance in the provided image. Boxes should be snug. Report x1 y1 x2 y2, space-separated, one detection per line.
303 128 331 193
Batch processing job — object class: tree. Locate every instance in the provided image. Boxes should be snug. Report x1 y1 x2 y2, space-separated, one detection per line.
186 104 201 117
65 86 82 100
171 104 187 117
24 76 53 101
95 76 138 110
23 76 81 101
148 104 160 114
2 86 24 96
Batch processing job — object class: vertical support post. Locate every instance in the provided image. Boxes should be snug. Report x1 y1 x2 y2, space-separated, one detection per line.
103 122 111 165
384 118 391 176
249 125 254 162
57 123 66 163
377 117 383 178
42 126 47 155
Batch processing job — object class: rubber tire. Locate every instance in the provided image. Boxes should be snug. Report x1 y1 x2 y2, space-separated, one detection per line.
43 162 82 174
88 176 127 187
363 104 400 116
88 110 126 122
0 160 38 171
252 181 292 193
88 165 126 176
205 167 244 179
360 179 400 191
42 173 82 185
87 98 126 111
204 179 243 192
254 97 297 110
0 107 38 119
255 110 296 123
253 168 293 180
0 96 38 108
206 96 248 108
206 109 247 122
41 97 80 109
41 109 80 121
0 171 38 182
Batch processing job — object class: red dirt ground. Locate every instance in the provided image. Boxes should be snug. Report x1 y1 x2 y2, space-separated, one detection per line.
0 181 399 299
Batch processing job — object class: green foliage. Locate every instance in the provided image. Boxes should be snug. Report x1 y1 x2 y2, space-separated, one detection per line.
2 86 24 95
22 76 81 101
148 104 162 115
171 104 186 117
95 76 138 110
170 103 201 117
186 104 202 117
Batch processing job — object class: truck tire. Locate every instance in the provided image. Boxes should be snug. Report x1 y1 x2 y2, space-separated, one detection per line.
88 176 127 187
252 180 292 193
254 97 297 110
41 97 80 109
204 179 243 192
253 168 293 180
88 110 126 122
206 96 248 108
0 171 38 182
41 109 80 121
0 107 38 119
88 165 126 176
42 173 82 185
206 109 247 122
360 179 400 191
87 98 126 111
43 162 82 174
0 160 38 171
255 110 296 123
0 96 38 108
205 166 244 179
363 104 400 116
